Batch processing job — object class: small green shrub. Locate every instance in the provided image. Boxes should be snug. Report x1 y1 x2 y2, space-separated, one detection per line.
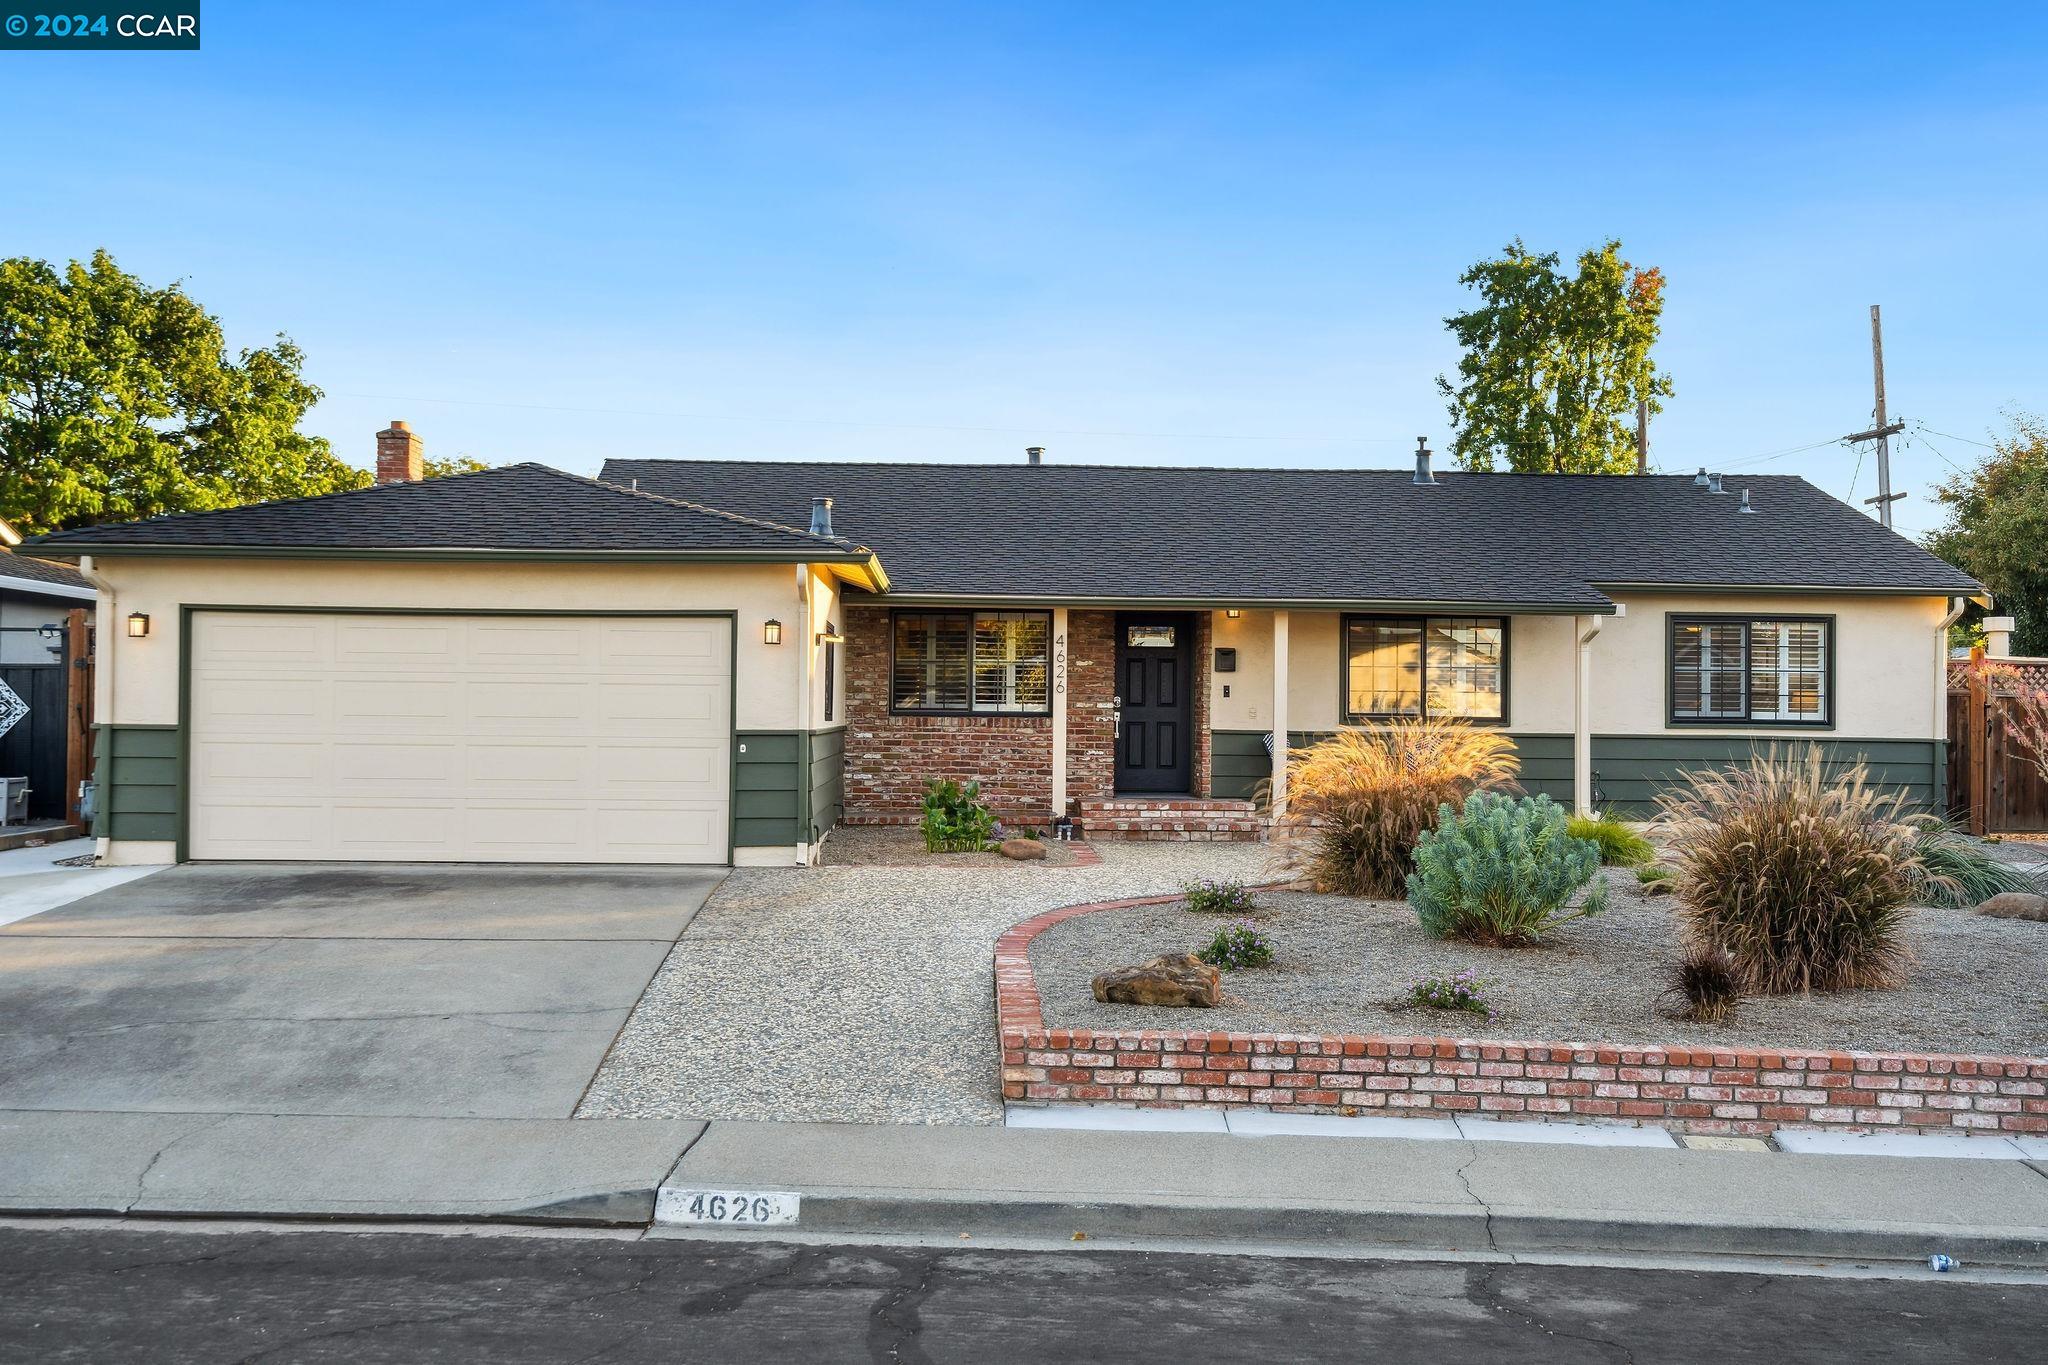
1407 791 1608 946
1907 816 2042 908
1409 969 1491 1018
1662 942 1742 1023
1183 878 1258 915
1567 812 1655 867
919 778 997 853
1636 863 1677 885
1197 921 1274 970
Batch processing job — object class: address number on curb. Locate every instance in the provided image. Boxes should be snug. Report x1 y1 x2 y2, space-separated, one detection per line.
655 1187 800 1227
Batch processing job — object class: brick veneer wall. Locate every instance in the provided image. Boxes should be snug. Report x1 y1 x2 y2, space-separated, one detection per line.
996 896 2048 1139
843 607 1217 824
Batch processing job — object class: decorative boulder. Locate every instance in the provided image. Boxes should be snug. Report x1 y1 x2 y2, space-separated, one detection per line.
999 838 1048 861
1091 953 1222 1008
1978 891 2048 922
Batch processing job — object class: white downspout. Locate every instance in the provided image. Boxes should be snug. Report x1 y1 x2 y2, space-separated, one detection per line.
795 564 813 865
1935 595 1969 747
77 555 114 861
1574 614 1603 817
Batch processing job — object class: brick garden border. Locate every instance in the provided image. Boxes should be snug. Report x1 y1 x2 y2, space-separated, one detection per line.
995 894 2048 1139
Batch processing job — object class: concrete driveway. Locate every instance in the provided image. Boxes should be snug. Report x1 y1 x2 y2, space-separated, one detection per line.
0 863 724 1119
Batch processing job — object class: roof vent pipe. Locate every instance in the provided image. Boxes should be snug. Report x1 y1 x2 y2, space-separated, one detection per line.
1738 488 1757 514
1693 467 1711 486
810 496 834 537
1707 472 1726 494
1025 446 1044 465
1412 437 1438 486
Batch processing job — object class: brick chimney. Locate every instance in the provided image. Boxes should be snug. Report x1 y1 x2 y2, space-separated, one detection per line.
375 420 423 483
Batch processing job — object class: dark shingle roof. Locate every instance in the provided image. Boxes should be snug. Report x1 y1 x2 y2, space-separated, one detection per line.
599 460 1980 604
27 463 864 557
0 549 92 591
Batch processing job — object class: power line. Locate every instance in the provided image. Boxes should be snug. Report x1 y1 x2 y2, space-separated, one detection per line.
1913 422 1997 450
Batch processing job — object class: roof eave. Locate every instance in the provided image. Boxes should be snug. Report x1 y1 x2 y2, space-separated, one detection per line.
860 589 1616 614
22 544 880 565
1591 579 1985 596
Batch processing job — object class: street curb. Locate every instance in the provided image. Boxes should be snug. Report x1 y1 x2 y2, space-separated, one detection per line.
670 1187 2048 1268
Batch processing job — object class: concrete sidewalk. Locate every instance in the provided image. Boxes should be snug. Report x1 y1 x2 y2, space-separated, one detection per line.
0 1110 705 1224
659 1120 2048 1268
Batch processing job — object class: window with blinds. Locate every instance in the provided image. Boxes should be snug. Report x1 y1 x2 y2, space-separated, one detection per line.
892 610 1051 714
1669 616 1831 724
1343 615 1506 723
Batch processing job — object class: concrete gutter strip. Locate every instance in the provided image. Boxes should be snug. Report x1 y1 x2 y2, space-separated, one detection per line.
660 1121 2048 1268
0 1111 707 1226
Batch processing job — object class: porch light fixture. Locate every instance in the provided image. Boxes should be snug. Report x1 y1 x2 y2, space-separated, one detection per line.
763 619 782 645
126 612 150 638
1225 609 1241 619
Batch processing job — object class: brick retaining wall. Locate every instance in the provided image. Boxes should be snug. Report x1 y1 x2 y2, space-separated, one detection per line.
995 896 2048 1139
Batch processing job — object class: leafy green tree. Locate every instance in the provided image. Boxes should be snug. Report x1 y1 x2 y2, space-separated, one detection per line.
0 250 367 536
1927 412 2048 656
1436 239 1673 473
423 455 491 478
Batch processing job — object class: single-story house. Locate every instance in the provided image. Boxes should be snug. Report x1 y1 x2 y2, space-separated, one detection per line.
0 517 96 826
28 422 1983 867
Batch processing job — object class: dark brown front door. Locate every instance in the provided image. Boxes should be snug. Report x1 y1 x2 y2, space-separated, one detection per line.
1115 614 1193 794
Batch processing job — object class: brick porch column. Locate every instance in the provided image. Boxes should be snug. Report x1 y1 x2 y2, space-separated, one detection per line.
1051 607 1069 815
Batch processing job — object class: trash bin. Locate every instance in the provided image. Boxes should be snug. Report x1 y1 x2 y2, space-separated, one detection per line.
0 777 27 827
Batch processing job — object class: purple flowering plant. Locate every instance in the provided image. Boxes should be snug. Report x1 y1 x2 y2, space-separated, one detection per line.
1409 968 1492 1018
1197 920 1275 971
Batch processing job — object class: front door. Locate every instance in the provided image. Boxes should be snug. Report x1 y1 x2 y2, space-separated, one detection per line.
1115 614 1193 794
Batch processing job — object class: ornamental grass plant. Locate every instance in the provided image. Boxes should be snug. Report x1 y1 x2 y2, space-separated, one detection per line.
1268 720 1519 899
1658 745 1954 994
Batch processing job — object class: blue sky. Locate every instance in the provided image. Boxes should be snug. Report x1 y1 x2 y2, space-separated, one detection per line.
6 2 2044 537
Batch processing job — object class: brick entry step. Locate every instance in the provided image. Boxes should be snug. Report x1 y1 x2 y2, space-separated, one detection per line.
1076 797 1264 842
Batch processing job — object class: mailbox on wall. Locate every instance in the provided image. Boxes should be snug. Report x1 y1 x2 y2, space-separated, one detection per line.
1214 647 1237 673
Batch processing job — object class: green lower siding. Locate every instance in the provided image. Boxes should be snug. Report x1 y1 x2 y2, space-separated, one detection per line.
1210 731 1273 802
808 727 846 842
734 729 845 848
1211 728 1944 815
96 725 180 842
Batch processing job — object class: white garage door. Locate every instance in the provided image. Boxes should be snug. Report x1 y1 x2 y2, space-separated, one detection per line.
187 612 731 864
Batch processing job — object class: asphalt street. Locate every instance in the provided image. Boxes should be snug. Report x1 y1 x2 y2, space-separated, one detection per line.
2 1226 2043 1363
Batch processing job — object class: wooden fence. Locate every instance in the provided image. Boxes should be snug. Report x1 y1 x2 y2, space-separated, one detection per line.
1948 666 2048 834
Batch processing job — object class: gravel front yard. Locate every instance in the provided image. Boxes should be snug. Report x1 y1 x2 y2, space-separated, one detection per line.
576 841 1273 1125
1030 873 2048 1059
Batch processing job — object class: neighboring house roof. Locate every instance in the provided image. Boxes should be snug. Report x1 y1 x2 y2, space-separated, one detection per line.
26 463 882 574
0 546 95 600
599 461 1982 607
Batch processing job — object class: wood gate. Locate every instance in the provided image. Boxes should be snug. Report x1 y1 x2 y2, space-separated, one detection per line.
1949 667 2048 834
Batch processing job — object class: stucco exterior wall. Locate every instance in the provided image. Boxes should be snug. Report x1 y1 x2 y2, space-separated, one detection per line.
1206 594 1949 742
87 556 809 732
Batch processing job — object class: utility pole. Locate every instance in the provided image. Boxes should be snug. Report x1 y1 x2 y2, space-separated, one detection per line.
1844 303 1905 527
1635 398 1649 474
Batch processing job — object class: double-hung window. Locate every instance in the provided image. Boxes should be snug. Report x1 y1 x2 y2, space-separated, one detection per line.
891 610 1051 715
1342 615 1507 723
1669 615 1831 725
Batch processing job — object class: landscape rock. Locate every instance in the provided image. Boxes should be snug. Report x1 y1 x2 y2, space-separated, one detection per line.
1977 891 2048 921
999 838 1048 861
1090 953 1222 1008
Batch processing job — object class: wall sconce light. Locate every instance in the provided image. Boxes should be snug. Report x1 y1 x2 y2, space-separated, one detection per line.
815 629 845 645
1225 609 1241 619
37 624 63 644
763 619 782 645
126 612 151 638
